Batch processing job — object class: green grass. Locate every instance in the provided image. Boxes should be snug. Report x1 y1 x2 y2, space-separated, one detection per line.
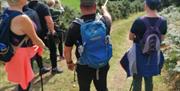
61 0 80 11
0 12 169 91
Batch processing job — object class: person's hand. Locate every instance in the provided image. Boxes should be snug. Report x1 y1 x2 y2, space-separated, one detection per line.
51 30 56 35
101 6 107 13
48 30 56 36
67 61 76 71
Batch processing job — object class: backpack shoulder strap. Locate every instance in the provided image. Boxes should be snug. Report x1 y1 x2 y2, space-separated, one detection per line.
99 15 110 35
17 36 29 47
140 16 151 28
0 10 23 37
155 16 163 28
30 2 40 11
96 13 103 21
72 18 84 25
141 16 164 28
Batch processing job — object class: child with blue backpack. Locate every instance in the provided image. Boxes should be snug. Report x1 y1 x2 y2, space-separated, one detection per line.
125 0 167 91
64 0 112 91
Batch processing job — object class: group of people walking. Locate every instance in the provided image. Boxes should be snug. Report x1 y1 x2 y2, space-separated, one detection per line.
1 0 64 90
0 0 167 91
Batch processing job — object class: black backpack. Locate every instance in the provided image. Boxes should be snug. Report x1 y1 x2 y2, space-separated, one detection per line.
23 5 42 33
0 9 22 62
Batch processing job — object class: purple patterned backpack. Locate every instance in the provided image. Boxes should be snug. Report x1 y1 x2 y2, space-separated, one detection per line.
140 17 163 55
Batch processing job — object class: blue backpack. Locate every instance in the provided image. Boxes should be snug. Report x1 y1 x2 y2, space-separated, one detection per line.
140 17 163 55
0 9 22 62
74 17 112 69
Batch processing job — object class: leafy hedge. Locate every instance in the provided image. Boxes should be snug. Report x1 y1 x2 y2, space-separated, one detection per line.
160 6 180 71
97 0 179 20
161 0 180 7
58 0 179 29
58 6 80 30
98 0 144 20
160 6 180 90
59 0 144 29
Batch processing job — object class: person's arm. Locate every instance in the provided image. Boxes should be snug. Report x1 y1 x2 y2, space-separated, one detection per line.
129 18 141 41
101 6 112 24
45 16 55 34
129 32 136 41
42 4 56 34
64 46 73 63
11 15 45 48
64 46 75 71
160 19 167 41
64 23 78 71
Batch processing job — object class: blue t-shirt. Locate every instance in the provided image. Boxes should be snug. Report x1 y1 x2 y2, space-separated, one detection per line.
130 17 167 43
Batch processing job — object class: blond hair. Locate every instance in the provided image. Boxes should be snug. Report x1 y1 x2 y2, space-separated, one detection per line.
7 0 20 6
47 0 55 7
7 0 19 3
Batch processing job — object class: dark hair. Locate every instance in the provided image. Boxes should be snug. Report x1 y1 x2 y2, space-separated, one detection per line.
146 0 160 10
80 0 96 7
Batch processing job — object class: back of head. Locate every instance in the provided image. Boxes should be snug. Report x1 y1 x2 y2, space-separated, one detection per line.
47 0 55 7
80 0 96 7
145 0 161 10
7 0 19 5
28 0 37 1
80 0 96 15
7 0 27 8
54 0 61 8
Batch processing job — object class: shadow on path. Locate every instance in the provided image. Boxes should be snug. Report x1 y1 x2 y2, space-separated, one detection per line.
32 73 55 91
0 84 16 91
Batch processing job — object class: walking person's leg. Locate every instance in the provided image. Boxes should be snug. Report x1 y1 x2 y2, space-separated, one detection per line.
144 76 153 91
132 75 142 91
35 54 50 74
35 54 43 69
58 34 64 59
76 65 93 91
93 64 109 91
33 33 50 74
30 59 34 70
18 82 31 91
57 28 64 60
48 34 63 74
48 34 57 68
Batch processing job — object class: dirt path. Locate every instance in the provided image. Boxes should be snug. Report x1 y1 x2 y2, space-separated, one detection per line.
107 19 133 91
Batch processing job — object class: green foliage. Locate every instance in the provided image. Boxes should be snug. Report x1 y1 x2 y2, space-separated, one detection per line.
59 0 144 29
97 0 144 20
61 0 80 11
58 0 179 29
57 0 80 30
58 6 80 30
160 6 180 70
161 0 180 7
97 0 180 21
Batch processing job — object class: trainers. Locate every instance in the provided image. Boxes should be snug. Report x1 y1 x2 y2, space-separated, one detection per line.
39 67 50 75
51 67 63 74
